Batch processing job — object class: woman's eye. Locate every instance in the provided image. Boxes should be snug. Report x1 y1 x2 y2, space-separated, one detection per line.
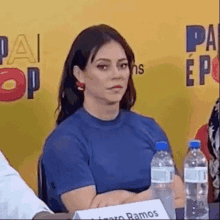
97 65 108 70
120 63 128 69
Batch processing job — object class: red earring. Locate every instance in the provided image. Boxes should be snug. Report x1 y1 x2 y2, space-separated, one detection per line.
76 81 85 91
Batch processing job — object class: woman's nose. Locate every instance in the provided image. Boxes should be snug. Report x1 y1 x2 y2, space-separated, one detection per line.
112 66 123 79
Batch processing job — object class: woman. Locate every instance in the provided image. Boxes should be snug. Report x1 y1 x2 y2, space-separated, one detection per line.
41 24 185 213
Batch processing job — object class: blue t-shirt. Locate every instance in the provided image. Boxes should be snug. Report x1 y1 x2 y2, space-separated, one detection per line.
42 107 177 212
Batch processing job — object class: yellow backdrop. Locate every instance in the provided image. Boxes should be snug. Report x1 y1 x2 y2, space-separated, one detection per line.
0 0 219 192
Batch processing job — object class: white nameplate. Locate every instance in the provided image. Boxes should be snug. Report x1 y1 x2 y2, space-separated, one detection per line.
73 199 170 219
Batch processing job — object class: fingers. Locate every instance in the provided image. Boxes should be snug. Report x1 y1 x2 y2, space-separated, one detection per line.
90 196 101 209
90 194 112 209
121 196 131 204
98 200 120 208
98 200 108 208
90 191 131 209
91 197 121 209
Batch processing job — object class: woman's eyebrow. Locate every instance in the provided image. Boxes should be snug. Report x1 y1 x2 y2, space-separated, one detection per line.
118 58 128 62
95 58 128 63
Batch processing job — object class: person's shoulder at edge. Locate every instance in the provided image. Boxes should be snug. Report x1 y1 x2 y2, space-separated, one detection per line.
0 150 55 219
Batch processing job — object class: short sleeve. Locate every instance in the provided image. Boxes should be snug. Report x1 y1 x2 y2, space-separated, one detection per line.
42 132 95 196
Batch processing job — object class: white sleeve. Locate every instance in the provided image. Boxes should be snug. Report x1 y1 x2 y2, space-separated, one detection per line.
0 150 9 164
0 151 54 219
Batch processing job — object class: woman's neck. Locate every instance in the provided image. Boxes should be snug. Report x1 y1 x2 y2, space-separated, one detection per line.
83 98 120 121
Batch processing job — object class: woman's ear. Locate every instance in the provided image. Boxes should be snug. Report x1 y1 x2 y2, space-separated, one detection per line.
73 66 84 83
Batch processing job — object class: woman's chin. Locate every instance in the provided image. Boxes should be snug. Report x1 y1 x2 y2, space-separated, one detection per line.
106 95 124 104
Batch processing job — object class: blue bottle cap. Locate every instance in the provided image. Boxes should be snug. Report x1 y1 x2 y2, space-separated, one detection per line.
189 140 201 149
156 141 168 151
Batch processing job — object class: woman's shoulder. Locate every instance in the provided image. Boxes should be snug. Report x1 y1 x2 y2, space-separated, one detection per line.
123 109 166 136
123 110 168 145
124 109 157 126
43 111 86 149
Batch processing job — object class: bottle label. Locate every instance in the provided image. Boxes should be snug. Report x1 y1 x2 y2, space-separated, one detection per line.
151 167 175 183
184 167 208 183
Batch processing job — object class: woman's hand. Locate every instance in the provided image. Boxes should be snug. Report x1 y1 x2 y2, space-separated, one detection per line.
90 190 136 208
122 175 186 208
122 189 151 204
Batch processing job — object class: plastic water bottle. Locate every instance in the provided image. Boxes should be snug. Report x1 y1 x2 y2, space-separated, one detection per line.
184 140 209 220
150 141 176 219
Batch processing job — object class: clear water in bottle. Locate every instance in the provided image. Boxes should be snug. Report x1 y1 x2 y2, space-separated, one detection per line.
184 140 209 220
150 141 176 219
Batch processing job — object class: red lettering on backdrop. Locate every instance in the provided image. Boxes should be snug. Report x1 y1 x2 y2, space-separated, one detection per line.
0 68 26 102
212 55 219 83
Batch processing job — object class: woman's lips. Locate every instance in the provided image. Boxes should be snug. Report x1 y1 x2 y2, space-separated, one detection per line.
110 85 122 89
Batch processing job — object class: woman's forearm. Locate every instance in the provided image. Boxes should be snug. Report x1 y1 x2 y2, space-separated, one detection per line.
33 212 74 219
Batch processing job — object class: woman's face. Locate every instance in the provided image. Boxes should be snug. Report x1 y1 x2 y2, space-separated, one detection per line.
83 40 130 105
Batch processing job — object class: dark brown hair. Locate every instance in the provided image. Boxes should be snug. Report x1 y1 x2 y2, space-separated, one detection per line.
56 24 136 125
